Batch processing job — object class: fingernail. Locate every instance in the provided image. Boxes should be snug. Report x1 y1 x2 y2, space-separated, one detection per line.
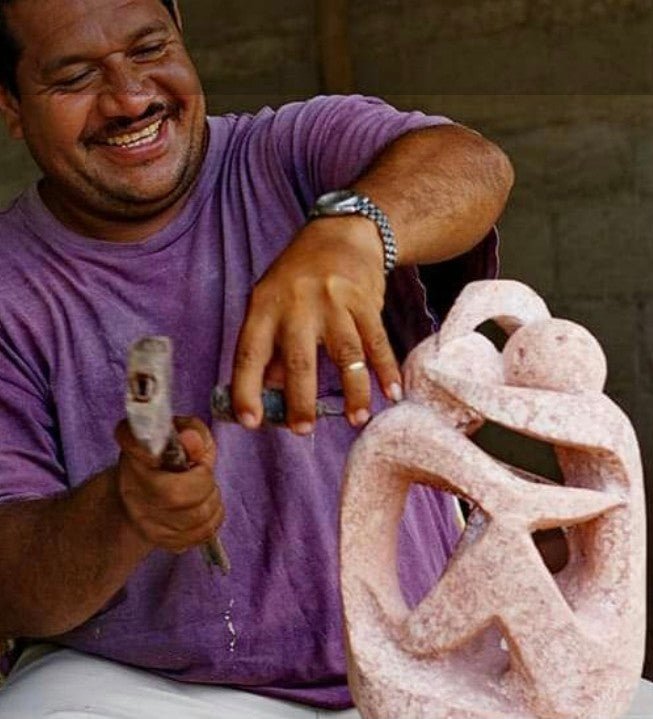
294 422 315 436
388 382 404 403
238 412 258 429
353 409 370 426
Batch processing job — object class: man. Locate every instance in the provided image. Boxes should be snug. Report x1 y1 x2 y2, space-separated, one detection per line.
0 0 513 716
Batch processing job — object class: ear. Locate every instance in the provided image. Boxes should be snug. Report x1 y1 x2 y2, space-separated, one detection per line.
0 85 24 140
170 1 183 31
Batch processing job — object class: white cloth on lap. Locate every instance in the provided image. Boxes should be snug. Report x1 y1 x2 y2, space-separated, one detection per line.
0 647 360 719
1 645 651 719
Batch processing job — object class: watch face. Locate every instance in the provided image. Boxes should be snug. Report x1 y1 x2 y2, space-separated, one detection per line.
315 190 360 215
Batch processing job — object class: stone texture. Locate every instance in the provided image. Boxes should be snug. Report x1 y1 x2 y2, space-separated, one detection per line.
552 297 639 389
341 280 646 719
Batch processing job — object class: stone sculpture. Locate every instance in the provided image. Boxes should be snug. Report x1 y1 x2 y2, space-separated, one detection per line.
340 279 646 719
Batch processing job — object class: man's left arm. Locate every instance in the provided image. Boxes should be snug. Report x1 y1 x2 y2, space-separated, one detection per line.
231 123 514 433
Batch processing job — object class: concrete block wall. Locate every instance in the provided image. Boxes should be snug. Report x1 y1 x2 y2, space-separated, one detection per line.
1 0 652 677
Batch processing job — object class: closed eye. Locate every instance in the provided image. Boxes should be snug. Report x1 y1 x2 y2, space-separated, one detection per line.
54 69 95 90
131 42 167 60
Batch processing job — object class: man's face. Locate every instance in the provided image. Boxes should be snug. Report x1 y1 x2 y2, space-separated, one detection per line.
2 0 206 221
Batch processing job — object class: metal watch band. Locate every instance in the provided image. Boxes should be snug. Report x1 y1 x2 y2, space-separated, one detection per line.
354 196 398 275
308 191 398 275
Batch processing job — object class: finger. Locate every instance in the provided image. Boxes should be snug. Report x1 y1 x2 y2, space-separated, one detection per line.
231 310 277 429
166 504 225 553
280 316 318 434
127 481 221 544
323 313 371 426
353 305 403 402
155 489 223 533
120 455 217 510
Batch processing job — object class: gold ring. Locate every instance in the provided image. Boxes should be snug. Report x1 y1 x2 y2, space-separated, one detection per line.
345 361 367 372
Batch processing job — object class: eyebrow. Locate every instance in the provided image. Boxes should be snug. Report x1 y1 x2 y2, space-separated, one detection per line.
40 21 170 76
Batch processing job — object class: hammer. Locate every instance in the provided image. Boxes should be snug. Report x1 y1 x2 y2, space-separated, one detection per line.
126 336 230 575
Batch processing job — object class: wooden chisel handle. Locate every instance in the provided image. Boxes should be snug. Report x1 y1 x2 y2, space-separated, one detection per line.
161 431 231 575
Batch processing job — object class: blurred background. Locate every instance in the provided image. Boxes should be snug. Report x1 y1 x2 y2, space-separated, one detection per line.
0 0 651 678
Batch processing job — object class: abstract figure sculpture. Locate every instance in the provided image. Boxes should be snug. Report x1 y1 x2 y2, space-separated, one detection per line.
340 280 646 719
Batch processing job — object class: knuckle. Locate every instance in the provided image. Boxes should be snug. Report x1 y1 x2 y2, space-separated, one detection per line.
284 351 312 375
247 283 276 314
366 329 392 358
332 339 364 368
323 274 348 302
234 344 260 371
289 275 316 299
137 519 169 546
249 284 268 308
193 501 215 526
162 482 190 509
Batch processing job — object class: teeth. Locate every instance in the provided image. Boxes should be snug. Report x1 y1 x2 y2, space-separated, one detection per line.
105 119 163 148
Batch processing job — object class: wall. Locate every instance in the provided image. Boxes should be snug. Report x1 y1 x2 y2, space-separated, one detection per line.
0 0 651 676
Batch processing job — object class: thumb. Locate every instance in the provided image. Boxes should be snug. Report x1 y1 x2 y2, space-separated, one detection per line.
173 416 217 464
178 428 205 461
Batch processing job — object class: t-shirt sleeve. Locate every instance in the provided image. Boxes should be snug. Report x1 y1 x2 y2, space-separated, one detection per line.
0 334 66 505
271 94 453 210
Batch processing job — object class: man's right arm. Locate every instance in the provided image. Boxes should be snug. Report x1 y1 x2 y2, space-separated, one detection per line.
0 467 151 638
0 418 223 639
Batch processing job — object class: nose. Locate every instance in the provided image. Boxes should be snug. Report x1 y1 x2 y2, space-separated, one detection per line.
96 62 155 120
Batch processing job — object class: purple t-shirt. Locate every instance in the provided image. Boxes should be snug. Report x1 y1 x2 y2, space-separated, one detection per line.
0 96 497 708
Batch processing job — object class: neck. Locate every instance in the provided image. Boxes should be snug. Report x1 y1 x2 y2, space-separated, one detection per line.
38 182 191 243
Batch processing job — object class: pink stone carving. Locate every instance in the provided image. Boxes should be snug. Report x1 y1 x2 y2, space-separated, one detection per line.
340 279 646 719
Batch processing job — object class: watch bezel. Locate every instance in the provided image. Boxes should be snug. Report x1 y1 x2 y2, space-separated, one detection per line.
311 190 361 217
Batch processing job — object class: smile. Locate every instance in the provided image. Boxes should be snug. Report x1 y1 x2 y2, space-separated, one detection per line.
103 119 164 148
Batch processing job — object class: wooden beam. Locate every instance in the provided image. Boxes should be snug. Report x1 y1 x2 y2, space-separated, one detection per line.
316 0 355 94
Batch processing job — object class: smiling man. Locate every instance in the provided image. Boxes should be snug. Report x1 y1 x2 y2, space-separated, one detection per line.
0 1 513 717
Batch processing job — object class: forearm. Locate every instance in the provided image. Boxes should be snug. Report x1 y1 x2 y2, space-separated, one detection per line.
0 468 152 638
353 124 514 266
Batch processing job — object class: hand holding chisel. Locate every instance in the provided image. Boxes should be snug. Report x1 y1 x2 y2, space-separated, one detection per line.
125 337 230 574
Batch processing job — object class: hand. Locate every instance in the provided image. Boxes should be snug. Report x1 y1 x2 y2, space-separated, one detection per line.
114 417 224 554
231 216 404 434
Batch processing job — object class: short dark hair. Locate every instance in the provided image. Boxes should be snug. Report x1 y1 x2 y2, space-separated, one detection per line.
0 0 179 97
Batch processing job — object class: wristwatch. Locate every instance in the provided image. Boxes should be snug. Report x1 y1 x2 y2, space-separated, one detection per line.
308 190 398 275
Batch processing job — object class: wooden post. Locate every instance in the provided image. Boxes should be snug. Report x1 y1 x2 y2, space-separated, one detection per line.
316 0 355 94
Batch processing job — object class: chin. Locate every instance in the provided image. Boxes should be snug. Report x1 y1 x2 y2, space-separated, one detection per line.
102 165 195 211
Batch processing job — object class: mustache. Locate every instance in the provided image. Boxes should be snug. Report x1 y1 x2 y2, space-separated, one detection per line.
85 101 180 143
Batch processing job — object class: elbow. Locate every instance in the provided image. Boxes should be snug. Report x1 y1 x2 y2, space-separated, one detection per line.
458 128 515 245
471 130 514 210
450 124 514 211
489 138 515 206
